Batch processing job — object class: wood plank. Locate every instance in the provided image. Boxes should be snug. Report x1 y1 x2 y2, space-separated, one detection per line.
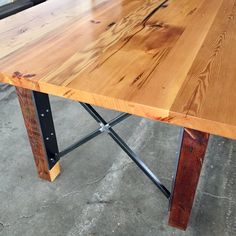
1 0 236 140
16 87 60 181
0 0 215 113
171 0 236 139
168 128 209 230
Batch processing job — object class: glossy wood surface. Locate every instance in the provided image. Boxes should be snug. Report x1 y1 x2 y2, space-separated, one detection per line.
0 0 235 139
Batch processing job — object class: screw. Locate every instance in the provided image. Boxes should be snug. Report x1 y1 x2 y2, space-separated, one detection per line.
46 137 49 141
41 114 45 117
50 133 54 136
50 158 55 163
46 109 49 113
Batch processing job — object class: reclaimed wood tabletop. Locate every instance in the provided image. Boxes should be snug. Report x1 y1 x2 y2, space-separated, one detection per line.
0 0 235 139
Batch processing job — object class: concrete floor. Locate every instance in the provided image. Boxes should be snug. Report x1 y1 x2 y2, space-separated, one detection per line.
0 85 235 236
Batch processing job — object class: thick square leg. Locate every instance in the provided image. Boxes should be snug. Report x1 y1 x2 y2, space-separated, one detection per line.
16 87 60 182
168 128 209 230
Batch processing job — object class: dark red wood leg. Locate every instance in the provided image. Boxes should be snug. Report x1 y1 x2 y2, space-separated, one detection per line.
16 87 60 182
168 128 209 230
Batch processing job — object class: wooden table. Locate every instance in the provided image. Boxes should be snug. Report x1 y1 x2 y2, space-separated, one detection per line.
0 0 235 230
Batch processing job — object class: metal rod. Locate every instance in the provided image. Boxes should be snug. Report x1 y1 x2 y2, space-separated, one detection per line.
78 102 171 199
80 103 131 127
80 103 106 124
58 129 102 158
169 128 184 209
58 113 131 158
109 113 131 127
108 128 171 199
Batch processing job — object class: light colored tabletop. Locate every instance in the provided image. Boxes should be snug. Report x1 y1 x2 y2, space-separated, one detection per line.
0 0 235 139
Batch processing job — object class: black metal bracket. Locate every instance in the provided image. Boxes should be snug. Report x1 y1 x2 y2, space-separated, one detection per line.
33 91 59 169
58 102 171 200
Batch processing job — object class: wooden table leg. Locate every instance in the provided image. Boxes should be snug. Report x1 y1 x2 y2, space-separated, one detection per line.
16 87 60 182
168 128 209 230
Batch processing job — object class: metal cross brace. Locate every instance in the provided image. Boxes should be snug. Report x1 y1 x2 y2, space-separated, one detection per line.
58 103 171 199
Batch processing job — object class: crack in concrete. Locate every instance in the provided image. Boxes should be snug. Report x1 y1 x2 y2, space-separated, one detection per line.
1 162 133 230
18 215 35 220
0 222 4 229
68 119 150 236
0 221 11 230
160 176 172 182
200 191 236 205
86 199 116 205
59 162 133 200
4 119 172 234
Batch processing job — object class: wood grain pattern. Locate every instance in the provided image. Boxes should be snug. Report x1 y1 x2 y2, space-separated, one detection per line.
168 128 209 230
0 0 235 139
171 0 236 139
16 87 60 182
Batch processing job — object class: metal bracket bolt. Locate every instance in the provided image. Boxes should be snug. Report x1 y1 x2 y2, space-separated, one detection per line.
99 123 111 133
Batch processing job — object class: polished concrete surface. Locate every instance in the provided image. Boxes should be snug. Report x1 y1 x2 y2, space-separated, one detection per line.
0 85 235 236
